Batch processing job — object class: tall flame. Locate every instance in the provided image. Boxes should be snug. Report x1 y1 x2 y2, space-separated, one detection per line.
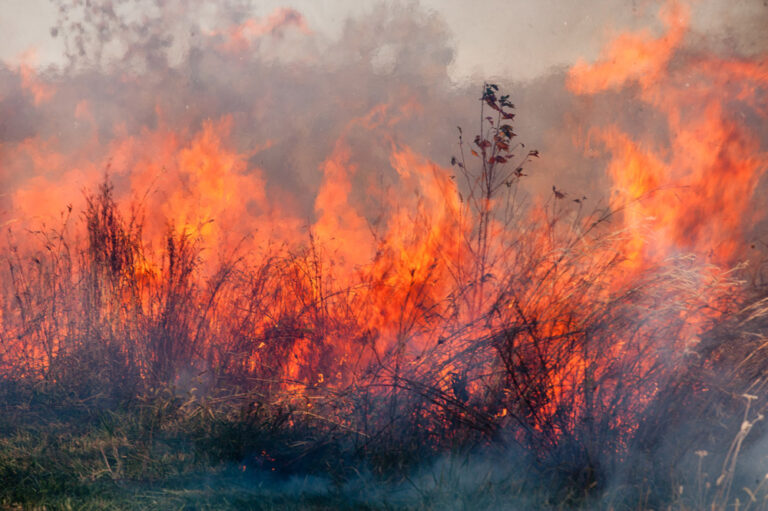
568 0 768 267
0 0 766 460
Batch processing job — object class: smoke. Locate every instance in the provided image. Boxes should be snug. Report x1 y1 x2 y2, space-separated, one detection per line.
174 447 545 510
0 2 460 239
2 0 765 255
1 0 768 507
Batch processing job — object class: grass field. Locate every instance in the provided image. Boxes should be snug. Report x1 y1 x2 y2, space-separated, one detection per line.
2 376 767 511
0 380 538 511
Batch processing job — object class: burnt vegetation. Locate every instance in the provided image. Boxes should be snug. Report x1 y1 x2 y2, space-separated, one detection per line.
1 85 768 510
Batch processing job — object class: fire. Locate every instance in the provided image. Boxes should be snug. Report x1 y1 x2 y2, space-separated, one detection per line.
568 0 768 267
17 50 55 106
211 8 310 53
0 0 765 470
313 138 374 271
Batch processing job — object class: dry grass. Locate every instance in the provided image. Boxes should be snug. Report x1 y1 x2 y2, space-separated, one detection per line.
1 86 768 509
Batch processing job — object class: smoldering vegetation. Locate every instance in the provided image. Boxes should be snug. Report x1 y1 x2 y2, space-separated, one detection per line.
1 1 768 509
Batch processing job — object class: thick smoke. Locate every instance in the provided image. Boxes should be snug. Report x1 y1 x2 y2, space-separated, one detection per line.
1 1 470 239
2 1 765 252
1 0 768 507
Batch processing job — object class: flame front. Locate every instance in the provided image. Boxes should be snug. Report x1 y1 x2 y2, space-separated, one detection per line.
569 0 768 267
0 0 766 464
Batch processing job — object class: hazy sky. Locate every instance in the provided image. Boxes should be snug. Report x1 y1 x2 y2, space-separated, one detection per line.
3 0 766 82
0 0 666 81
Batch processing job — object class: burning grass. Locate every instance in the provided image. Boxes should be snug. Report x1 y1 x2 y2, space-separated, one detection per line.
1 1 767 505
1 159 767 509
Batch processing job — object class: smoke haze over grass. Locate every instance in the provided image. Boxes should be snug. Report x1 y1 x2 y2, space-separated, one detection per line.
1 1 768 510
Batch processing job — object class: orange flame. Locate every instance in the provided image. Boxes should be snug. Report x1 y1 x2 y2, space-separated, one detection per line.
568 0 768 267
1 0 766 454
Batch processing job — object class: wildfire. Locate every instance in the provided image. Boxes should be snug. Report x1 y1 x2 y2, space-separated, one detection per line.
0 0 765 466
568 0 768 267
